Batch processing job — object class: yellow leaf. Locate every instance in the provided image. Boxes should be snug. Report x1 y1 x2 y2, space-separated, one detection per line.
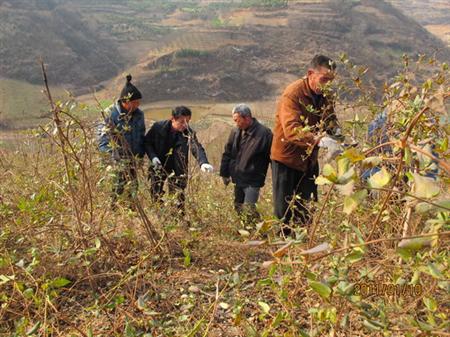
368 167 391 189
411 173 440 199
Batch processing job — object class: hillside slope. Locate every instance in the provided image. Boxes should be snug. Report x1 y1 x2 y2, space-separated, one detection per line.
100 0 450 102
0 0 124 87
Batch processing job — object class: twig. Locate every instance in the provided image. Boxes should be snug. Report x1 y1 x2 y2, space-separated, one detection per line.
409 144 450 175
202 279 220 337
366 104 432 241
311 231 449 262
308 183 334 248
274 231 449 265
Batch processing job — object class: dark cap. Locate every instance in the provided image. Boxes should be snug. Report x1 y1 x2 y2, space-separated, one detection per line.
120 74 142 101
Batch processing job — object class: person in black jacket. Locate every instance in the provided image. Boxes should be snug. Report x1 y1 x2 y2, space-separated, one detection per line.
220 104 272 224
144 106 213 214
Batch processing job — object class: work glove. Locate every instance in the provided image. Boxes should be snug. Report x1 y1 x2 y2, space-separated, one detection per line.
318 136 338 149
222 177 231 186
200 163 214 173
152 157 162 169
319 136 342 163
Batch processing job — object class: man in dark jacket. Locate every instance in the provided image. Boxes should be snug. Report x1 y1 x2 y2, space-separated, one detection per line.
144 106 213 214
220 104 272 224
271 55 340 234
98 74 145 205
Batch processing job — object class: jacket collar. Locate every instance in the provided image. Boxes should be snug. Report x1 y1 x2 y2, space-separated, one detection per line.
115 100 143 117
304 77 325 100
243 118 259 136
161 119 192 136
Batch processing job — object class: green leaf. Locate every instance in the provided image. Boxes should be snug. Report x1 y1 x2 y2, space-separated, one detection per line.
299 329 310 337
271 312 284 328
362 156 382 168
404 147 412 165
315 176 333 186
49 277 71 289
368 167 391 189
415 319 434 332
352 225 366 244
183 248 191 268
305 271 317 281
340 314 349 329
423 297 437 312
26 321 41 336
337 158 351 177
124 321 136 337
23 288 34 299
422 79 433 91
322 164 337 182
258 301 270 314
363 319 382 331
337 166 355 185
343 190 367 215
415 199 450 213
308 280 332 299
95 238 101 249
336 281 355 296
438 137 448 152
411 173 440 199
345 247 365 263
343 147 365 162
0 274 15 285
397 248 413 261
136 295 147 311
427 263 444 279
398 237 433 251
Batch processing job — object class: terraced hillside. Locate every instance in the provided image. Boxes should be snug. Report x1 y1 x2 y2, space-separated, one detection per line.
390 0 450 47
1 0 449 109
96 0 450 103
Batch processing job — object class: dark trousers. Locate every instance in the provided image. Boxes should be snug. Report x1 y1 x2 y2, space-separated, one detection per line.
234 185 261 224
272 160 318 226
149 168 187 213
111 161 138 204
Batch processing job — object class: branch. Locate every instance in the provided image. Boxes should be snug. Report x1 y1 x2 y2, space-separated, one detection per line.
276 231 450 265
409 144 450 175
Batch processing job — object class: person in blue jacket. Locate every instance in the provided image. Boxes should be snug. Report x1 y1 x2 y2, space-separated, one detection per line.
98 74 146 206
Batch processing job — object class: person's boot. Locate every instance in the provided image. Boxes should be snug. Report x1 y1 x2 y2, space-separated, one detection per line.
234 203 243 216
242 204 261 226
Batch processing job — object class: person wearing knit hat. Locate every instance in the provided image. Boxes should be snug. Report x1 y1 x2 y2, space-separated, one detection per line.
98 74 146 208
120 74 143 102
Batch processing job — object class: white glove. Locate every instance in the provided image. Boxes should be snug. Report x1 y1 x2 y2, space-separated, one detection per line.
319 136 342 163
200 163 214 173
152 157 162 168
318 136 338 149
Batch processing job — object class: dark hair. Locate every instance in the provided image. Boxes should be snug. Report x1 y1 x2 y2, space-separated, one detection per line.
172 106 192 118
310 55 336 71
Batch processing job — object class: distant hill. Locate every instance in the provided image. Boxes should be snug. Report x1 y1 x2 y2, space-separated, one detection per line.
389 0 450 47
0 0 124 88
1 0 449 104
100 0 450 102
